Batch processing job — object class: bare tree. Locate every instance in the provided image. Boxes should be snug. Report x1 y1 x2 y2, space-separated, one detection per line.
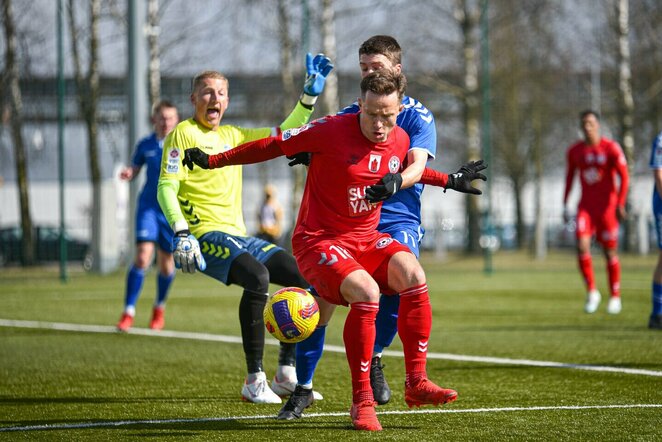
2 0 34 265
278 0 302 246
147 0 161 107
456 0 482 253
68 0 102 272
613 0 636 251
319 0 339 115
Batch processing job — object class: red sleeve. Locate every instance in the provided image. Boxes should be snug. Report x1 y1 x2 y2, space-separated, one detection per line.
209 137 285 168
614 146 629 208
563 148 575 206
419 167 449 187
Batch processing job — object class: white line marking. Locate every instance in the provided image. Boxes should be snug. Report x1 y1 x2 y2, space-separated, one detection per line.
2 319 661 378
1 404 660 432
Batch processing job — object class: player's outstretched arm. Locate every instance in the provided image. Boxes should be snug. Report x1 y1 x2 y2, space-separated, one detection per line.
183 138 286 171
419 160 487 195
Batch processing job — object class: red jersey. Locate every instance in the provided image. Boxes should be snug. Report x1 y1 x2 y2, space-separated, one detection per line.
563 137 628 213
277 113 410 244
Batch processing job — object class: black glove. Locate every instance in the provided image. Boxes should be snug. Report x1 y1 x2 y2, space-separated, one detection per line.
445 160 487 195
287 152 311 167
183 147 210 170
365 173 403 203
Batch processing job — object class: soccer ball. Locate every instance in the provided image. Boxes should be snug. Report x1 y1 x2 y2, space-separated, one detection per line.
264 287 320 343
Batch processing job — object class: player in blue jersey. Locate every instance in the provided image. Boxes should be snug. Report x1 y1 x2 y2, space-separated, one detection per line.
279 35 486 419
649 130 662 330
117 100 179 332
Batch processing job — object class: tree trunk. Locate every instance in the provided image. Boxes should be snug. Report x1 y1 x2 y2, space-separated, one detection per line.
69 0 102 271
278 0 299 249
615 0 636 252
147 0 161 107
2 0 34 265
458 0 482 253
320 0 339 116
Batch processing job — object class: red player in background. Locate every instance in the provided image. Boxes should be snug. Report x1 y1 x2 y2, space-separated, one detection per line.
563 110 629 315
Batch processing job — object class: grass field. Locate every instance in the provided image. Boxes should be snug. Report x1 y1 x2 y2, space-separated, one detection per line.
1 250 661 441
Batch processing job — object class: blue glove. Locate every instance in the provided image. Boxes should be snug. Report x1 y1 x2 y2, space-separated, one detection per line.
173 230 207 273
301 53 334 105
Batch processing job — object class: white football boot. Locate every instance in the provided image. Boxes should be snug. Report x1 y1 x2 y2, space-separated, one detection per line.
607 296 622 314
272 371 324 400
584 289 601 314
241 372 282 404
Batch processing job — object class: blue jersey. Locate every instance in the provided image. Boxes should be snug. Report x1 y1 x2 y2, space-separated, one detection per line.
338 95 437 232
132 133 164 209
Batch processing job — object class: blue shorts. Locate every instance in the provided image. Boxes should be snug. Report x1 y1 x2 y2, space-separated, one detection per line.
654 193 662 250
135 203 173 252
379 223 423 258
197 231 283 284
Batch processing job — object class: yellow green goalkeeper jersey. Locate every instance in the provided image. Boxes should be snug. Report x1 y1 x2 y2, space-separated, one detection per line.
158 102 313 238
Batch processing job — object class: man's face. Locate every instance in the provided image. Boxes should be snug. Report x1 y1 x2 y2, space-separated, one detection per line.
153 107 179 139
190 77 229 130
581 113 600 143
359 53 402 78
358 90 403 144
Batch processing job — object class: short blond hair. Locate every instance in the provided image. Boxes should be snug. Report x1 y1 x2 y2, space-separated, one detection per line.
191 70 229 93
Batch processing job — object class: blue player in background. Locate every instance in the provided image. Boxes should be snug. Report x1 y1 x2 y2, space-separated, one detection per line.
117 100 179 332
649 130 662 330
279 35 486 419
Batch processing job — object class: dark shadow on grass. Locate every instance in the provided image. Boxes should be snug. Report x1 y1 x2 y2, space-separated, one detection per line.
0 416 350 433
0 396 239 406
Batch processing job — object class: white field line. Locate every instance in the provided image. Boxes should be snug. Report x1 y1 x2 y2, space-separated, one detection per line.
1 404 661 433
1 318 661 378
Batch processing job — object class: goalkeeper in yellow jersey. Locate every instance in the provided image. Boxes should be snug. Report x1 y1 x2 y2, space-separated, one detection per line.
157 54 333 404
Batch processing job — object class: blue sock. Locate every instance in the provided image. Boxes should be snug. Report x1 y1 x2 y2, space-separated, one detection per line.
374 294 400 354
296 324 327 386
156 272 175 306
653 283 662 315
124 265 145 309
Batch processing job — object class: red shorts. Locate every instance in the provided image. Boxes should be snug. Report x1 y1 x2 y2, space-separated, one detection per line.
575 206 619 248
294 231 411 306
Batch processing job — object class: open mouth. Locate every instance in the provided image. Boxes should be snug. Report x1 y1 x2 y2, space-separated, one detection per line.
207 108 220 119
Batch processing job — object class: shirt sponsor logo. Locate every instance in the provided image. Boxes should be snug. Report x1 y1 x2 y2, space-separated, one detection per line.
347 185 377 216
369 154 382 173
388 156 401 173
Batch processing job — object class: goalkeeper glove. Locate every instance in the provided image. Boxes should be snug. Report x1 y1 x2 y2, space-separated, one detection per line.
444 160 487 195
365 173 403 203
287 152 311 167
300 53 334 106
183 147 210 170
173 230 206 273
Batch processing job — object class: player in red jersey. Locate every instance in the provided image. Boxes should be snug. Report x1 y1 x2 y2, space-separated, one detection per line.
183 71 462 432
563 110 629 315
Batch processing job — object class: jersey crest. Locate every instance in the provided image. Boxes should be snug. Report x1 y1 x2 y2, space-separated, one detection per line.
166 147 180 174
369 154 381 173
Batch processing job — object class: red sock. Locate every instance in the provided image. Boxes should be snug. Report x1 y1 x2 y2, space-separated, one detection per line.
607 256 621 297
578 253 595 291
344 301 379 403
397 284 431 378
